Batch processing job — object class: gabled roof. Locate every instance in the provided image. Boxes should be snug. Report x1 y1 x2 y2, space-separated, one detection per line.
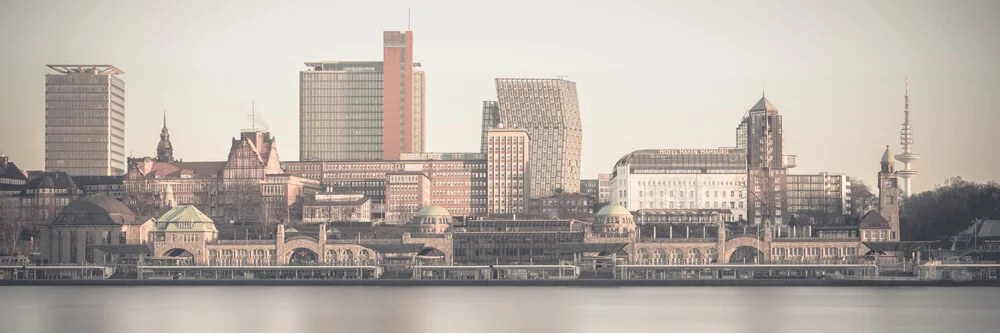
859 211 890 229
0 160 28 191
134 160 226 179
1 160 27 180
156 205 214 223
977 220 1000 238
26 172 78 190
152 206 218 233
750 96 778 112
72 175 124 186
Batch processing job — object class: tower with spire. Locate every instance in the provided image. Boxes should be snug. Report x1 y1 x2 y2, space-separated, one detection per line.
879 145 901 241
156 110 174 162
895 78 920 197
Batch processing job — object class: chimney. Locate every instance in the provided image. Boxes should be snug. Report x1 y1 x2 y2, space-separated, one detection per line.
0 155 7 168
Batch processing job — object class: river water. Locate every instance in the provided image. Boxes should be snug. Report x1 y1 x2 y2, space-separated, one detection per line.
0 286 997 333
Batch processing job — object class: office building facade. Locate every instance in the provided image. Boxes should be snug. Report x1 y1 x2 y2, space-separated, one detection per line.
299 31 424 161
581 173 611 204
786 173 851 216
44 65 125 176
486 126 530 215
494 78 582 198
300 61 385 161
480 101 500 153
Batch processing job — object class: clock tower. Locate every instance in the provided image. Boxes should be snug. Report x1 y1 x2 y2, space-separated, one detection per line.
878 145 901 241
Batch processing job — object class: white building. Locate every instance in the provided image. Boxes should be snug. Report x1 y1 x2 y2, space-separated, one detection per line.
45 65 126 176
610 148 748 221
486 125 530 215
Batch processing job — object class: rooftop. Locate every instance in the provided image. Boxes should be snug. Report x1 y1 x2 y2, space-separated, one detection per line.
46 64 124 75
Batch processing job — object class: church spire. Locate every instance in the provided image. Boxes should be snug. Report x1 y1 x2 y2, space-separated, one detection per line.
156 109 174 162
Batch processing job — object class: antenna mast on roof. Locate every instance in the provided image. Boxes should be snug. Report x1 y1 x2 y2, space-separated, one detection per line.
408 9 412 31
252 100 256 129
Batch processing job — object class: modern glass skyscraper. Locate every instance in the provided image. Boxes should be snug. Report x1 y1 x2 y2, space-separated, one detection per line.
299 31 424 161
300 61 385 161
494 78 582 198
44 65 125 176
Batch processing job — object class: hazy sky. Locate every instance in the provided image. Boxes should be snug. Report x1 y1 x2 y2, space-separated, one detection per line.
1 0 998 192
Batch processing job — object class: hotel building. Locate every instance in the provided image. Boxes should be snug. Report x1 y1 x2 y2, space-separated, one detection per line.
609 148 748 221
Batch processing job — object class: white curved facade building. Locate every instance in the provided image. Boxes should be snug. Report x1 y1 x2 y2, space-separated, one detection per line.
610 148 748 221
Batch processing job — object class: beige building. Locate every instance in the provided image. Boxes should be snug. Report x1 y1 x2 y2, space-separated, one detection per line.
486 125 530 215
494 78 582 198
35 153 907 274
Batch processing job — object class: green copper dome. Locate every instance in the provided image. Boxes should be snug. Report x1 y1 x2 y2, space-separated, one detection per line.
415 205 451 217
881 145 895 165
596 204 631 217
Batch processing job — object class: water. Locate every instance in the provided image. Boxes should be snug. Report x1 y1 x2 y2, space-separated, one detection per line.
1 286 998 333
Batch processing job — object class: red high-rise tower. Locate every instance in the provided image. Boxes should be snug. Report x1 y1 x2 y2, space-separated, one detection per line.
382 31 415 160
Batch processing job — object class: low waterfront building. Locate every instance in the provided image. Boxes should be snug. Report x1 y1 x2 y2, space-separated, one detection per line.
302 192 371 224
526 191 595 221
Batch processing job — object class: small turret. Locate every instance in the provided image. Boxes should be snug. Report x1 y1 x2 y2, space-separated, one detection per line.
880 145 895 173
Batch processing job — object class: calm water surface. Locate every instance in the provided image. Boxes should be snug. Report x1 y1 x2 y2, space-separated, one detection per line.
1 286 998 333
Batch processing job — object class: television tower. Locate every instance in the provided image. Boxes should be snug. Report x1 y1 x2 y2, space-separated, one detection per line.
896 78 920 197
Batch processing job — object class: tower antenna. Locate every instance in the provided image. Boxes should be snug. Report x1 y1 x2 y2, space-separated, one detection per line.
408 9 411 31
252 100 256 129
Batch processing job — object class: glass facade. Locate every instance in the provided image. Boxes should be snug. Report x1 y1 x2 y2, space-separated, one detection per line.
495 79 582 198
480 101 500 153
299 62 385 161
45 66 125 176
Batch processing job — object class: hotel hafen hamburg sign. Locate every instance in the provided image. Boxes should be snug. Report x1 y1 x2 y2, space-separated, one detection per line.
658 149 729 155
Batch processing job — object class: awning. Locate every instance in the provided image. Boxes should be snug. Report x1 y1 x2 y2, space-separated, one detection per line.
87 244 152 255
863 241 937 254
560 242 629 254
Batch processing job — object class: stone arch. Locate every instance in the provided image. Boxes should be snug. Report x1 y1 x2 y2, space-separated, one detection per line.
723 236 768 264
162 248 194 258
280 238 322 265
287 248 319 265
635 248 649 265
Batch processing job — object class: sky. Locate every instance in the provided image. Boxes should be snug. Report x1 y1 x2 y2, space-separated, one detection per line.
1 0 998 193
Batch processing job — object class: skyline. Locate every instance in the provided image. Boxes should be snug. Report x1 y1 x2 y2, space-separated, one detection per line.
1 0 999 193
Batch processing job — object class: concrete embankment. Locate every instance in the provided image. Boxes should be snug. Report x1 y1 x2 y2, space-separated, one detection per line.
2 279 999 287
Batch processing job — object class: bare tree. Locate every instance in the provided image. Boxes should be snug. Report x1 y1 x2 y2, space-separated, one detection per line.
846 176 877 217
0 198 33 256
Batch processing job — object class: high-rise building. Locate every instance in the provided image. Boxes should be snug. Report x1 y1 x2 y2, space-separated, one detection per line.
494 78 582 198
382 31 422 160
740 95 793 226
480 101 500 153
895 79 919 197
486 126 530 215
300 61 384 161
299 31 424 161
412 64 426 154
45 65 125 176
